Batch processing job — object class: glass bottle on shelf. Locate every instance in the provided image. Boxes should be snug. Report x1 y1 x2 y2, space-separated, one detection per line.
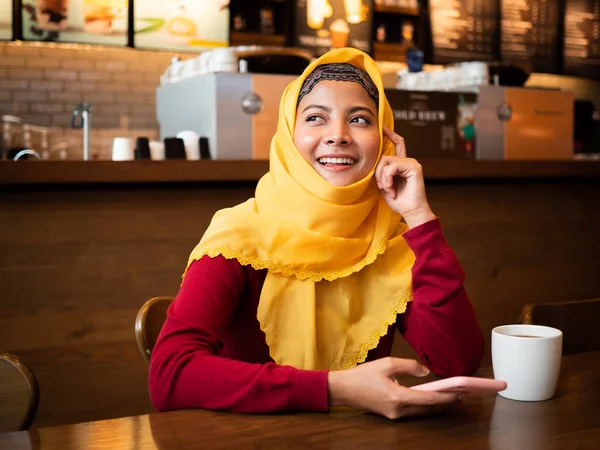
260 8 275 35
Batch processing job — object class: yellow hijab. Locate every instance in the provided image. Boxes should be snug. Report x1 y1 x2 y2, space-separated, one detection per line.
185 48 415 370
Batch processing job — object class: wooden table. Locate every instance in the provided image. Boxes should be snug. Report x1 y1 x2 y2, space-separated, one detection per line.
1 352 599 450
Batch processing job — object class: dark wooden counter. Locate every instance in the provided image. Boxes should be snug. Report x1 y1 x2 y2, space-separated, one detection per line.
1 159 600 185
1 159 599 430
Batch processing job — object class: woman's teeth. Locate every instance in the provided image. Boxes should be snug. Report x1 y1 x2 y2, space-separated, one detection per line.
317 157 356 165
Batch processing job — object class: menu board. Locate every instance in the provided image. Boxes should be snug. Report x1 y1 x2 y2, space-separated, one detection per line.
429 0 498 64
295 0 373 56
501 0 560 73
0 0 11 40
22 0 128 45
135 0 229 52
564 0 600 78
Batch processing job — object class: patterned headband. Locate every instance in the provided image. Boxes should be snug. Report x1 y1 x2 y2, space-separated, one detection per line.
298 63 379 106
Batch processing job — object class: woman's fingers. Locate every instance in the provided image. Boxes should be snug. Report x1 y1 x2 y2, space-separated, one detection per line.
381 164 396 198
399 387 460 407
380 357 430 377
383 127 407 158
375 155 391 190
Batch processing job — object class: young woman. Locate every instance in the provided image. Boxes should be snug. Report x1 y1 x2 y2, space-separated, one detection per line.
149 48 484 420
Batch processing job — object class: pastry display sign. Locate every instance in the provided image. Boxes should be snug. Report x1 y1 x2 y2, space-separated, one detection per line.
22 0 129 45
134 0 230 51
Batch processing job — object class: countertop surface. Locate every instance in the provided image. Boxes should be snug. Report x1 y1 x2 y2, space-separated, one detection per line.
1 159 600 185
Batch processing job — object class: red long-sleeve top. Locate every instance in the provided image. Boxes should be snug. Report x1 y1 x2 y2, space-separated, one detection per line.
149 219 484 413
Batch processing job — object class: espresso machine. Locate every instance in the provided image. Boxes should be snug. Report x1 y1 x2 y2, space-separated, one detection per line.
156 47 313 160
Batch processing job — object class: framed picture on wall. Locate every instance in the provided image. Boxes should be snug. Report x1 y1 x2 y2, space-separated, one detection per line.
134 0 230 52
0 0 11 40
21 0 129 45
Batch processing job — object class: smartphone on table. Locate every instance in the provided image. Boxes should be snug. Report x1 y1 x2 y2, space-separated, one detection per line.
411 376 507 394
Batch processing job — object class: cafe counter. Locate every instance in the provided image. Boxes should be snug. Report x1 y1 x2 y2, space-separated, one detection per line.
1 158 599 430
1 159 600 184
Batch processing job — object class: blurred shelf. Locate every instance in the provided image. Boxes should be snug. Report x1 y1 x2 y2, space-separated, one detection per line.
373 42 414 62
2 159 600 185
374 5 420 16
230 32 286 47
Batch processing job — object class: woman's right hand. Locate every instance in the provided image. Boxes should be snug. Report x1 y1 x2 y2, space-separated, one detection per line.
328 357 461 420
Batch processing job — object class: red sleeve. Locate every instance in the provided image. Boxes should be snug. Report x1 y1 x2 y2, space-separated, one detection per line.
398 218 485 377
148 255 329 414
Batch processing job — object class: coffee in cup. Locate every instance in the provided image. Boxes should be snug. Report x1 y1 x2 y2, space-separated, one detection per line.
492 324 563 402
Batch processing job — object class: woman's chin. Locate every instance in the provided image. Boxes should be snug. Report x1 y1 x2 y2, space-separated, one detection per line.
316 168 362 187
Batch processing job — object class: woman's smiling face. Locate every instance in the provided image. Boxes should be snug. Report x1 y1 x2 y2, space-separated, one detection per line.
294 80 380 187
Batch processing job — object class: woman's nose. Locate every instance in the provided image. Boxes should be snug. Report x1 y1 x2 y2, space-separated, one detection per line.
324 122 352 146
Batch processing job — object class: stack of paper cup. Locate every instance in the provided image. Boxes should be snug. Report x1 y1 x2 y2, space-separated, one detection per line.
211 48 238 73
149 141 165 161
176 130 200 160
112 137 134 161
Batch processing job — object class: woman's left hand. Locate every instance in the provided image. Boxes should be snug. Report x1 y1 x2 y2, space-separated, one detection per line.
375 127 436 229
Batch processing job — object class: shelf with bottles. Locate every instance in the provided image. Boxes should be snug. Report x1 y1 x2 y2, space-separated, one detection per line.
230 32 287 47
372 18 420 61
374 1 420 17
373 42 415 62
229 0 292 47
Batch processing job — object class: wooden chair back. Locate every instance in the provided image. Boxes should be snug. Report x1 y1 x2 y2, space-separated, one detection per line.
0 353 39 432
135 297 174 363
520 298 600 354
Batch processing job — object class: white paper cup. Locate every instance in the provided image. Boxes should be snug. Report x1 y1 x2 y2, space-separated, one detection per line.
112 137 134 161
210 48 238 73
492 324 563 402
176 130 200 160
149 141 165 161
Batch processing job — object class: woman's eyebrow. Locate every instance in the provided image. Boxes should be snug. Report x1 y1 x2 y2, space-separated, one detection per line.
301 104 331 114
347 106 376 116
301 105 376 116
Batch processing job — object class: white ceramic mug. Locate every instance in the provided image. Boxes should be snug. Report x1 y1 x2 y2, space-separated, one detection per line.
112 137 134 161
492 324 563 402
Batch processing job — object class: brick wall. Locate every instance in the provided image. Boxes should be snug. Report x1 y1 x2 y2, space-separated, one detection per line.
1 41 193 160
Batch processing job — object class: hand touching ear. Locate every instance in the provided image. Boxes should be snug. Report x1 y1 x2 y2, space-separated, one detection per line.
375 127 436 228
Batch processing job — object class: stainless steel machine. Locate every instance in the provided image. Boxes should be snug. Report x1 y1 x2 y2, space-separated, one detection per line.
156 48 312 160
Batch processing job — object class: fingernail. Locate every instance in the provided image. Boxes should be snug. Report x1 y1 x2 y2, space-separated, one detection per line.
421 366 430 376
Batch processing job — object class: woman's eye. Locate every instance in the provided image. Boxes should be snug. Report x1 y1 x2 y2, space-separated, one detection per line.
306 115 324 123
351 116 370 124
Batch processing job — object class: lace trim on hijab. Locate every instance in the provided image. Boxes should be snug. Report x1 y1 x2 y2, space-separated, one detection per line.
185 235 388 282
297 63 379 106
